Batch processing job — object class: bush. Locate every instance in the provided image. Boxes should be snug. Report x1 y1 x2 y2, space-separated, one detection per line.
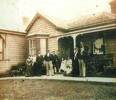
103 67 116 77
9 63 26 76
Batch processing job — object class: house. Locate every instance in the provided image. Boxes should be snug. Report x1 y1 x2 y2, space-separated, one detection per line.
0 29 26 73
26 11 116 70
0 0 116 74
26 13 64 56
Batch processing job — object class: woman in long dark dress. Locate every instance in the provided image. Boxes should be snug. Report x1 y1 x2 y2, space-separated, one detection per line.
35 53 44 76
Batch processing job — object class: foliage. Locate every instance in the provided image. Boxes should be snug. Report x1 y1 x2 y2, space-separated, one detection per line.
9 63 26 76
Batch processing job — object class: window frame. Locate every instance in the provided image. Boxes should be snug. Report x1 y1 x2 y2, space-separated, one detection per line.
93 37 105 54
29 39 37 56
0 36 4 60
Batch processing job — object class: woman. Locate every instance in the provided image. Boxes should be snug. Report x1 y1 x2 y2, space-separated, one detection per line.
59 57 66 73
25 55 33 76
65 57 72 75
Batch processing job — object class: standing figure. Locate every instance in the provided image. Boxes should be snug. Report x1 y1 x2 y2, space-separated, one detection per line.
56 50 62 73
35 51 44 76
25 55 33 76
52 51 60 73
32 55 36 64
59 57 66 73
65 56 72 75
83 46 90 76
44 50 54 76
72 48 79 77
31 54 37 76
78 42 86 77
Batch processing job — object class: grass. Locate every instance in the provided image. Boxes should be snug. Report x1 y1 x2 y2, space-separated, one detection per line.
0 79 116 100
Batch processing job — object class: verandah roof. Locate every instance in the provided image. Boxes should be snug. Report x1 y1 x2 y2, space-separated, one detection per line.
26 12 116 34
66 12 116 31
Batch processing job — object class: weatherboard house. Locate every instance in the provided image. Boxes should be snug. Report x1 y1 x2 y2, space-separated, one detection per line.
0 1 116 74
26 12 116 60
0 29 26 73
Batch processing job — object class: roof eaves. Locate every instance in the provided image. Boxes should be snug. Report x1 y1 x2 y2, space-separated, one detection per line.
26 12 60 32
25 12 69 33
66 19 116 32
0 28 26 36
26 13 39 32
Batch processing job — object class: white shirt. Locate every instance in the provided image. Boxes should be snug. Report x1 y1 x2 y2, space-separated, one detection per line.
74 51 78 60
47 53 50 57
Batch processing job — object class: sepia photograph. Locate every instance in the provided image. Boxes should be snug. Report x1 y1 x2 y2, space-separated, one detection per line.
0 0 116 100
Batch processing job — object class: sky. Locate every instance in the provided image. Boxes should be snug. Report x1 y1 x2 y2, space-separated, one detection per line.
0 0 112 32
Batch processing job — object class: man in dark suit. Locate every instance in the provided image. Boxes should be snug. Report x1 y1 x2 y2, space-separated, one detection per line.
78 42 86 77
44 50 54 76
72 47 79 77
56 50 62 73
52 51 61 73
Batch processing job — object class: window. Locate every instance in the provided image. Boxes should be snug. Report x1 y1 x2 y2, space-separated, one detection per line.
93 38 105 54
40 39 47 55
29 39 37 56
29 38 47 56
0 37 4 60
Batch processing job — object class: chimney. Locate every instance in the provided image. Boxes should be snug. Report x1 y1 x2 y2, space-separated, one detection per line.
110 0 116 14
22 16 30 30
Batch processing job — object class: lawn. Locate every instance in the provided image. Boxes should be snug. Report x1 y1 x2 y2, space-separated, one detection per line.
0 79 116 100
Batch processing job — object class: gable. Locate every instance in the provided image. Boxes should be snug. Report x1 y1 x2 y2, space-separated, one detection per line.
27 16 63 37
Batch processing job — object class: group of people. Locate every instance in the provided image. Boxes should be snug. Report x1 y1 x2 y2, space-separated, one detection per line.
26 42 89 77
25 50 73 76
26 50 60 76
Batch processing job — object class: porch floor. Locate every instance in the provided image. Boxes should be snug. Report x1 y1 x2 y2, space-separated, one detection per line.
0 74 116 83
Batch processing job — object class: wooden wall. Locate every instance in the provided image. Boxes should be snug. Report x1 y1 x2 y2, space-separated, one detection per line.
0 33 26 73
105 34 116 66
27 17 63 53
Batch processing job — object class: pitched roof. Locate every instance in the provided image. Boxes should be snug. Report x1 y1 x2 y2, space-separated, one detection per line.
0 28 26 36
26 12 116 33
26 13 67 32
67 12 116 31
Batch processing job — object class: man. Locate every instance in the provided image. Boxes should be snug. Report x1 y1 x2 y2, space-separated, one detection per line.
72 47 79 77
56 50 62 72
78 42 86 77
52 51 60 73
44 50 54 76
83 46 90 76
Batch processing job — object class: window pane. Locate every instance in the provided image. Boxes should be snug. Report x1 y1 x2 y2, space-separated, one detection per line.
0 38 3 60
0 38 2 52
32 40 36 48
36 39 40 53
29 40 32 55
0 53 2 60
40 39 46 55
94 38 103 54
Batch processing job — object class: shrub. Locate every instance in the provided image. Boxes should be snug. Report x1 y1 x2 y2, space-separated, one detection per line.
9 63 26 76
